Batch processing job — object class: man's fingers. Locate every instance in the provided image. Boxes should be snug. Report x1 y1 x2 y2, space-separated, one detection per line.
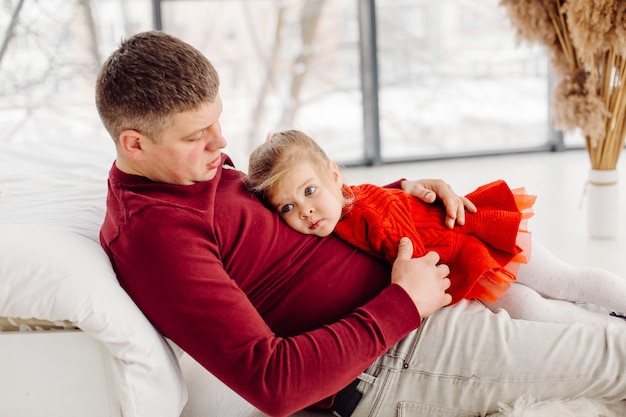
463 196 477 213
396 237 414 260
445 196 477 228
397 240 442 266
423 250 442 265
420 189 436 203
442 276 451 290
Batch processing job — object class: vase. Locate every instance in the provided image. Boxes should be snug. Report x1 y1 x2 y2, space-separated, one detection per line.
586 169 620 239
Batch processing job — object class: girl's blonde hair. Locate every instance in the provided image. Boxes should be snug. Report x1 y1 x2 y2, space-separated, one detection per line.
247 130 349 206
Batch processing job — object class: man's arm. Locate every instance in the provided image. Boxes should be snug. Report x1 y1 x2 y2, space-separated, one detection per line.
112 206 434 417
400 179 477 229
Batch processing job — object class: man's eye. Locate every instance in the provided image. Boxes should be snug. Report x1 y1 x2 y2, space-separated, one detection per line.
304 186 316 196
189 129 206 141
281 204 294 214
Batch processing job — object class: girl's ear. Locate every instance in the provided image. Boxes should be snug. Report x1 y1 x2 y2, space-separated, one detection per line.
119 130 147 161
329 161 342 184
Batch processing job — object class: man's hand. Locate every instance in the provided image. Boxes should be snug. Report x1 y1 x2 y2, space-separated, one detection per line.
391 238 452 318
401 179 477 229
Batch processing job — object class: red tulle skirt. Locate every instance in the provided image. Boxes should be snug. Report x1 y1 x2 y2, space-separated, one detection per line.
469 188 536 302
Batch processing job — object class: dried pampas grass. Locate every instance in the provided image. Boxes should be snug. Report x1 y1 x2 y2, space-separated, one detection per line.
552 69 609 147
500 0 626 170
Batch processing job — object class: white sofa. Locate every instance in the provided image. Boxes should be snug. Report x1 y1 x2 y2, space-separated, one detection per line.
0 137 186 417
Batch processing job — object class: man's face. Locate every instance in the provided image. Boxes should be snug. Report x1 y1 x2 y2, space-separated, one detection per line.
141 97 227 185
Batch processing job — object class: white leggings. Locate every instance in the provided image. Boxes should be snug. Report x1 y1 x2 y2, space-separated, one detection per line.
483 240 626 326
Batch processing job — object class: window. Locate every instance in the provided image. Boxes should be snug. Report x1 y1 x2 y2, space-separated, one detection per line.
0 0 153 143
1 0 557 166
376 0 552 160
159 0 364 167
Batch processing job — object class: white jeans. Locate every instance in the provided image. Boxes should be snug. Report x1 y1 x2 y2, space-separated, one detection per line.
352 299 626 417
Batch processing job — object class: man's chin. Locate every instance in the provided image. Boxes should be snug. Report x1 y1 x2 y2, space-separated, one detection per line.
194 169 218 183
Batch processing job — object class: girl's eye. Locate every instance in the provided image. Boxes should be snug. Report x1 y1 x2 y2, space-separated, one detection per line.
281 204 294 214
304 186 316 196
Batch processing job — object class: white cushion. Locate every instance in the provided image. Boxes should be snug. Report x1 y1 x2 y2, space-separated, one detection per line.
0 137 186 417
0 224 187 417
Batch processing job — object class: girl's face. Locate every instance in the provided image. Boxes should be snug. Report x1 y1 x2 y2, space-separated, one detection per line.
268 161 344 237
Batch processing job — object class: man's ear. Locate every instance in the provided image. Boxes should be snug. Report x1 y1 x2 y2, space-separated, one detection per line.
118 130 147 161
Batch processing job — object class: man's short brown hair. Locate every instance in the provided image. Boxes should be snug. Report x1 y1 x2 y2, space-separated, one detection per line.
95 31 219 143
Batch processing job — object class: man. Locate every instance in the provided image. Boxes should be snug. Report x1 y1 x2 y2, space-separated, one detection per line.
97 31 626 417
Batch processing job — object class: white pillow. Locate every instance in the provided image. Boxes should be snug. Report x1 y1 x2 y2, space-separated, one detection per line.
0 223 187 417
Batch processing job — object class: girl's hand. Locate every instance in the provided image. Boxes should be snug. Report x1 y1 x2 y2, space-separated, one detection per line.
401 179 477 229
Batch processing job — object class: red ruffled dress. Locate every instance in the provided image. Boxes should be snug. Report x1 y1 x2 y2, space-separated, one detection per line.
334 180 535 304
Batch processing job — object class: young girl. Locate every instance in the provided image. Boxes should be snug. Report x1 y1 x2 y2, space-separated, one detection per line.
247 129 626 326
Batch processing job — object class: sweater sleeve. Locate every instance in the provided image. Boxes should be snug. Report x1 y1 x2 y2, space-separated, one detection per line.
110 205 421 417
384 178 406 189
336 185 428 265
